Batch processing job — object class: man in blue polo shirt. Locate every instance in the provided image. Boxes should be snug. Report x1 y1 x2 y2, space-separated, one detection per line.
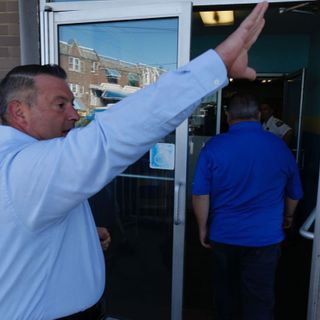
192 93 303 320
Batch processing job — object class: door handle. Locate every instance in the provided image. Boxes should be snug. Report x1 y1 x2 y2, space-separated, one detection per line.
174 182 183 225
300 208 316 240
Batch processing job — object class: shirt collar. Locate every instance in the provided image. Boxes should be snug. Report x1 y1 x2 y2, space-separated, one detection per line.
0 125 37 146
229 121 262 132
265 115 275 126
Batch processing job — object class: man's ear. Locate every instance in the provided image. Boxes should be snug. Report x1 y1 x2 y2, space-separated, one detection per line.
257 111 261 121
6 100 28 128
225 111 231 124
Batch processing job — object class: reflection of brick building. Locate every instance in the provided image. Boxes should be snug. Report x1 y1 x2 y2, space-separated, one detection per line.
59 40 165 110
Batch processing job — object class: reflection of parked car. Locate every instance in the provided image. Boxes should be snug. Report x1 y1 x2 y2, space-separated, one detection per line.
90 83 140 107
76 106 110 128
75 112 93 128
73 98 93 127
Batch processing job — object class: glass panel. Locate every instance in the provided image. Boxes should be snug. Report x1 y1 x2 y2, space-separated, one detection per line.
187 96 218 231
185 92 218 317
188 91 218 180
187 92 218 212
59 18 178 320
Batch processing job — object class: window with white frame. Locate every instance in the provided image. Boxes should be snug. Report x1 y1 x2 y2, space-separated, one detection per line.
91 61 99 73
69 83 84 97
68 57 84 72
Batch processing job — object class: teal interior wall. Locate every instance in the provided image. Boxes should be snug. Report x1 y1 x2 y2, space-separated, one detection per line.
305 31 320 117
191 34 310 74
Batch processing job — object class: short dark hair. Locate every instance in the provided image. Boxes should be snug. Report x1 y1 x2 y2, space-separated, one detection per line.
226 93 260 121
0 64 67 123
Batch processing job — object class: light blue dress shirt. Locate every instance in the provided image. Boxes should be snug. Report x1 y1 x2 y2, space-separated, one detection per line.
0 49 227 319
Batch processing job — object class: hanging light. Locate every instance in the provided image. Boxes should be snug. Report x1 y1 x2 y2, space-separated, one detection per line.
199 10 234 26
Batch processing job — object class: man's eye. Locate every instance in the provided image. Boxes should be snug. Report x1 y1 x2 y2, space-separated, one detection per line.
57 103 65 109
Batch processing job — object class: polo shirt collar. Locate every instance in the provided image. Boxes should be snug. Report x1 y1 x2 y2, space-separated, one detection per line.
229 121 262 132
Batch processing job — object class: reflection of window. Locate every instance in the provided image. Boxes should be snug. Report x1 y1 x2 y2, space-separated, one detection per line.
128 72 140 87
70 83 84 97
68 57 84 72
189 92 218 137
91 61 99 73
105 68 121 84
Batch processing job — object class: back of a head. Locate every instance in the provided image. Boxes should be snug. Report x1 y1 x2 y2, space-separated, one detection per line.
0 64 67 124
227 93 260 121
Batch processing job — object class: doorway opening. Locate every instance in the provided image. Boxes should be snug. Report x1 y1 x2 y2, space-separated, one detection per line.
184 1 320 318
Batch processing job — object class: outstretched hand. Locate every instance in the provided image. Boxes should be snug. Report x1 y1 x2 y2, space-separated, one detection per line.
215 1 269 80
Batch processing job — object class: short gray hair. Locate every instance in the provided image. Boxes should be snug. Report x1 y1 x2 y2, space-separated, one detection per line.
0 64 67 124
226 93 260 121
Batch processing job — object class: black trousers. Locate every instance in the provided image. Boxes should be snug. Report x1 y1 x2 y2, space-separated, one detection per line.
56 297 106 320
210 242 281 320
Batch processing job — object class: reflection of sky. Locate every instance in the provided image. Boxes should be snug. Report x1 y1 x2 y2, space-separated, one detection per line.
59 19 178 71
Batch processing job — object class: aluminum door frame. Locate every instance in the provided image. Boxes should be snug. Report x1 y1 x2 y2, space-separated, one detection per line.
300 166 320 320
40 3 192 320
284 68 320 320
283 69 306 165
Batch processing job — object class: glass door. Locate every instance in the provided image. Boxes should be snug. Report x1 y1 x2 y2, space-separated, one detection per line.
41 2 192 319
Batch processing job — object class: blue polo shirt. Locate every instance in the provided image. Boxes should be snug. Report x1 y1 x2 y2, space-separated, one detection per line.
192 121 303 246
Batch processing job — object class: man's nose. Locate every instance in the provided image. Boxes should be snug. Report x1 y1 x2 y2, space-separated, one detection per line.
68 105 81 121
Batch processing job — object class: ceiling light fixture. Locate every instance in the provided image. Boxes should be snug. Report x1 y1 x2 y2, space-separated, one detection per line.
200 10 234 26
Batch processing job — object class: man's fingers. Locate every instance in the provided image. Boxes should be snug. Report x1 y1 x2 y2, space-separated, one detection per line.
201 240 212 249
215 1 268 79
230 65 256 80
101 232 111 251
242 1 269 28
218 2 268 58
97 227 111 241
239 2 268 47
245 18 266 49
255 1 269 21
242 67 257 81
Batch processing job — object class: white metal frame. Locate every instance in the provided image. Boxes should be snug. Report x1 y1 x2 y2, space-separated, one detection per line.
40 2 192 320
